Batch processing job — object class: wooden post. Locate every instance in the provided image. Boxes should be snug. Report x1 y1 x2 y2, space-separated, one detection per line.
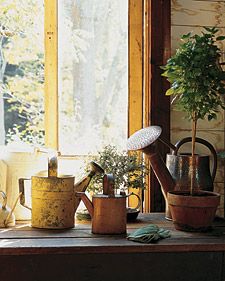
147 0 171 212
44 0 58 149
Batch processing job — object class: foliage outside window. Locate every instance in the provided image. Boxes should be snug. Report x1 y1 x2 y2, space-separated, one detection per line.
0 0 44 146
58 0 128 155
0 0 129 156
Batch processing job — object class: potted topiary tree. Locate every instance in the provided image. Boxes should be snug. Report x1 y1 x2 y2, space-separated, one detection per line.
160 27 225 231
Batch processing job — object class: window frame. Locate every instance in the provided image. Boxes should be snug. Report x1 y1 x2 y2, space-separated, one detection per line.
44 0 144 152
44 0 171 212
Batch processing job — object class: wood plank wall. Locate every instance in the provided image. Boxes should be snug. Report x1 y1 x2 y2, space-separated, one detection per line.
171 0 225 217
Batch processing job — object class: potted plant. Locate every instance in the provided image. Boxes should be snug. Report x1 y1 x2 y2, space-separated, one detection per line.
77 145 148 221
86 145 148 193
160 27 225 231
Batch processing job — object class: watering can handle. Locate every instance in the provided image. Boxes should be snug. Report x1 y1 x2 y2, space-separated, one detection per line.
127 192 141 210
19 178 32 211
173 137 217 182
48 156 58 177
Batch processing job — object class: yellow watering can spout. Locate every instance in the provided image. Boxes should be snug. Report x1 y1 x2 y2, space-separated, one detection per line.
73 161 104 212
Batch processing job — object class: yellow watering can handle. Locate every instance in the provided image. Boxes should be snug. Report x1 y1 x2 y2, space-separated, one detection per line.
48 156 58 177
19 178 32 211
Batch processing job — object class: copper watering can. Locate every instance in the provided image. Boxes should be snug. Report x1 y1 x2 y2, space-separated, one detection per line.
19 157 104 229
127 126 218 220
76 174 141 234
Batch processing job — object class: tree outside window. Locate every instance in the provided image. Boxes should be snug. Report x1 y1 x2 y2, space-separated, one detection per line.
0 0 128 155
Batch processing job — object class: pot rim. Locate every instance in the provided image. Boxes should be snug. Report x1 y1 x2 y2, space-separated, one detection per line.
168 190 220 197
167 190 220 208
167 153 209 158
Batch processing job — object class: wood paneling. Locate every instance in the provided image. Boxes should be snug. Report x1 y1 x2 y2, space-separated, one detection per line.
171 0 225 217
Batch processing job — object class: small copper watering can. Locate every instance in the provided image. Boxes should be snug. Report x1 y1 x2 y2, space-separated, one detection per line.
76 174 141 234
19 157 104 229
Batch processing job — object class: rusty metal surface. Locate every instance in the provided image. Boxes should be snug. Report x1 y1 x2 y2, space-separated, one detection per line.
32 176 75 229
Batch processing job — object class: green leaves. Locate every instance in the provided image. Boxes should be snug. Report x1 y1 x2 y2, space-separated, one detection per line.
216 36 225 41
161 27 225 156
161 27 225 124
165 88 174 96
85 145 149 194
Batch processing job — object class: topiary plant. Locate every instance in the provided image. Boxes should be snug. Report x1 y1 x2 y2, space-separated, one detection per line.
85 145 149 194
161 27 225 194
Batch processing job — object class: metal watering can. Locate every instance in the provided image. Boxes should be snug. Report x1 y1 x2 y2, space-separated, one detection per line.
19 157 104 229
166 136 217 192
127 126 218 220
76 174 141 234
0 190 21 228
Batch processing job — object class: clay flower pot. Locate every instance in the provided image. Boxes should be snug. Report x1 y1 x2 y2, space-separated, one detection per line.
168 190 220 232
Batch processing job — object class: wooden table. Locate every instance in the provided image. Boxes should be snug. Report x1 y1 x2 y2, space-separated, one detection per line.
1 213 225 281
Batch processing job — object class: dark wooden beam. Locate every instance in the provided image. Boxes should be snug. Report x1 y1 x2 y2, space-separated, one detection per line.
148 0 171 212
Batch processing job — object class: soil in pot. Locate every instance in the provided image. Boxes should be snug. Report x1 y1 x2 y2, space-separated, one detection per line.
168 190 220 232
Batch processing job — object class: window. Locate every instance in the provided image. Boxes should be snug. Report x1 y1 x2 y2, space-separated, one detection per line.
0 0 171 212
1 1 137 155
44 0 144 180
58 1 128 155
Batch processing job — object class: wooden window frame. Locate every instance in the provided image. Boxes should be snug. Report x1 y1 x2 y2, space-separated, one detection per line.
44 0 171 212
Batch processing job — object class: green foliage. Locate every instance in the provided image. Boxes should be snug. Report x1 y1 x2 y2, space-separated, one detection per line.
161 27 225 162
0 0 45 145
6 124 44 146
86 145 149 194
161 27 225 123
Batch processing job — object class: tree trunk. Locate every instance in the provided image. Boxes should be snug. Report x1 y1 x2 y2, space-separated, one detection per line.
191 114 197 195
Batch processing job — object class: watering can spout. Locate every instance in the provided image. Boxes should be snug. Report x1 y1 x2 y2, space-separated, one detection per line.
147 152 175 196
73 161 104 212
76 192 94 217
127 126 175 219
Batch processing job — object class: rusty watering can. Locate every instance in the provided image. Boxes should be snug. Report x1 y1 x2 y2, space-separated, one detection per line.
19 157 104 229
0 190 21 227
127 126 218 220
76 174 141 234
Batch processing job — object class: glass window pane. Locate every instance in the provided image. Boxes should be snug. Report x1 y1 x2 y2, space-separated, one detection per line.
0 0 44 146
58 0 128 155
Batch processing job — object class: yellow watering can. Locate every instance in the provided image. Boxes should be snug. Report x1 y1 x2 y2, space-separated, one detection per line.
19 157 104 229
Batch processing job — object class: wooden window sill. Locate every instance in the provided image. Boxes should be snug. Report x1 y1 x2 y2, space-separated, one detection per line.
1 213 225 281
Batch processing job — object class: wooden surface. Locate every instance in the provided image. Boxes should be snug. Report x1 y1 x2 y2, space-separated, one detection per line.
1 213 225 281
0 213 225 255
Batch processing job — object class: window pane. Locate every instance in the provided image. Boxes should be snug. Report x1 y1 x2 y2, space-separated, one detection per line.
58 0 128 155
0 0 44 146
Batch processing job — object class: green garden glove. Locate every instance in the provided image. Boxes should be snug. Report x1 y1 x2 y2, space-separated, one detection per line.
127 224 170 243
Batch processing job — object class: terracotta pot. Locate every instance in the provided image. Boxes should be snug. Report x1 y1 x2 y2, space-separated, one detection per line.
168 190 220 232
